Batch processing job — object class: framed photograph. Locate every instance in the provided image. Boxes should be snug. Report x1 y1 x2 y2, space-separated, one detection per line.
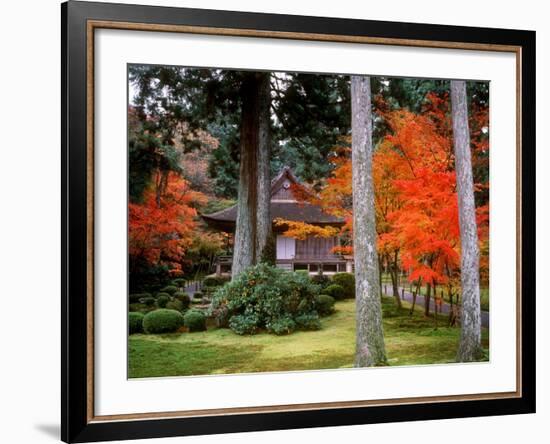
62 1 535 442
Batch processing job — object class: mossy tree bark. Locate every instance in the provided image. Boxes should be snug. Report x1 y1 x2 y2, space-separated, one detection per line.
351 76 387 367
232 72 273 278
451 80 483 362
232 73 260 278
255 73 273 262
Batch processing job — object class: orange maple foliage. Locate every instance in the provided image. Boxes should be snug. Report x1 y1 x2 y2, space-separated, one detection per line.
273 218 340 240
129 172 206 274
277 93 489 289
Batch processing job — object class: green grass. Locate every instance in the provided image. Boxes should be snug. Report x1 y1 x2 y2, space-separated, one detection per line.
128 297 489 378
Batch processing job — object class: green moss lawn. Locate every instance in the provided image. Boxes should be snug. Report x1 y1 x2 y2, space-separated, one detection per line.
129 297 489 378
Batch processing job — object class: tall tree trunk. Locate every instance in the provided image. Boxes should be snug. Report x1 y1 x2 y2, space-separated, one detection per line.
351 76 387 367
451 80 483 362
232 73 261 278
255 73 273 262
389 250 402 308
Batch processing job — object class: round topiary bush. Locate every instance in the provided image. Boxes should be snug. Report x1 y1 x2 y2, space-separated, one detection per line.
315 294 335 316
331 273 355 298
160 285 178 295
143 309 185 334
142 296 156 307
166 299 183 312
324 284 346 300
156 294 171 308
174 292 190 310
311 274 331 289
183 309 207 332
202 276 225 288
129 312 145 334
171 278 186 288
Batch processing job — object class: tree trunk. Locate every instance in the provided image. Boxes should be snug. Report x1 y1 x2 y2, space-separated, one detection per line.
451 80 483 362
409 280 421 316
424 283 432 317
255 73 273 262
232 73 261 278
351 76 387 367
389 250 402 308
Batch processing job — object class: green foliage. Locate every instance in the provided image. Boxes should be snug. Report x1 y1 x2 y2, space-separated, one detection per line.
171 278 186 288
156 294 171 308
184 310 207 332
129 293 151 303
267 317 296 335
210 263 321 335
331 273 355 299
142 309 185 334
129 312 145 334
202 276 227 288
324 284 346 301
311 274 331 289
166 299 183 312
160 285 178 295
315 294 335 316
211 305 230 328
129 303 147 313
295 313 322 331
193 292 203 300
142 296 156 307
129 260 171 294
174 292 191 310
229 314 260 335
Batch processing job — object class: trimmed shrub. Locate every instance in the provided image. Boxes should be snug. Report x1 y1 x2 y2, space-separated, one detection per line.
202 276 225 288
160 285 178 296
129 312 145 334
129 293 151 303
210 263 321 335
171 278 186 288
157 294 171 308
325 284 346 301
295 313 322 331
166 299 183 312
311 274 331 289
193 292 203 300
315 294 335 316
331 273 355 298
267 317 296 335
184 309 207 332
143 309 184 334
142 296 156 307
174 292 190 310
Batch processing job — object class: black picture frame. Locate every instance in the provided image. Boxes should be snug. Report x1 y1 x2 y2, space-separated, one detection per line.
61 1 536 442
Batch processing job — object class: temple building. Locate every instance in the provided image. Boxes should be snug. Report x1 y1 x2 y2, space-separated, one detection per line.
202 167 353 275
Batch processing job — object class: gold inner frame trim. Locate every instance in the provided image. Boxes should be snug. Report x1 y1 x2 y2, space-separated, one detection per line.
86 19 523 424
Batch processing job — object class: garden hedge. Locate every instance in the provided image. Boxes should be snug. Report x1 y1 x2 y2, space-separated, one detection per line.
129 312 145 334
143 309 185 334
